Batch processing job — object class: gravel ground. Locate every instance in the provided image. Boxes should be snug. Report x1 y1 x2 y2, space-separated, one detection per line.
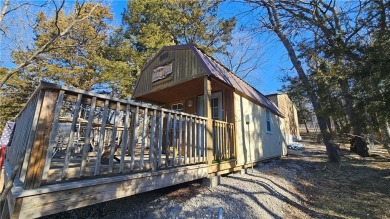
43 155 308 219
40 140 390 219
3 138 388 218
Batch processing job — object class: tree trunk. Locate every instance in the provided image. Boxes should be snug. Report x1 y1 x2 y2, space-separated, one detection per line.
269 28 338 161
334 119 341 132
327 118 333 134
317 115 340 162
304 120 309 133
383 120 390 156
264 0 340 162
349 136 369 157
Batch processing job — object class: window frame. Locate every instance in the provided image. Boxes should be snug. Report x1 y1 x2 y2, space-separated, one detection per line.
196 91 223 121
170 102 184 112
211 96 221 120
170 102 184 130
266 109 272 134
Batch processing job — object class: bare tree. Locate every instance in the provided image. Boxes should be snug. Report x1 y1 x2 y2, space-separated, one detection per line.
0 0 101 88
217 30 264 80
1 0 51 60
0 0 10 24
244 0 343 162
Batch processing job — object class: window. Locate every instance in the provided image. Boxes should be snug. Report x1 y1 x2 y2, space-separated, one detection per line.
211 97 220 120
171 103 184 112
196 92 223 120
171 103 183 129
266 110 272 133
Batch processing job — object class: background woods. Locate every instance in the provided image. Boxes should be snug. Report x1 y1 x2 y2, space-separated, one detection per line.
241 0 390 160
0 0 389 161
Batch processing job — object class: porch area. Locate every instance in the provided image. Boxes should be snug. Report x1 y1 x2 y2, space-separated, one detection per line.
1 82 236 218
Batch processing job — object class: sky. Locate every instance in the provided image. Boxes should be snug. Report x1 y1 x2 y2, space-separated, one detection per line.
109 0 291 95
0 0 292 95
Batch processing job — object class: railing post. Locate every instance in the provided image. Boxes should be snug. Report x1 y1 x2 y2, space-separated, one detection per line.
149 109 157 170
204 76 213 164
24 89 59 189
19 91 44 183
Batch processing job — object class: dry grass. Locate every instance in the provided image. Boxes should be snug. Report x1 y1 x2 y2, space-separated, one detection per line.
158 138 390 218
283 140 390 219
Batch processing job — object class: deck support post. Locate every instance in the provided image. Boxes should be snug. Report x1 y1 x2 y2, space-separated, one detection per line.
204 76 213 165
202 175 221 188
239 169 247 174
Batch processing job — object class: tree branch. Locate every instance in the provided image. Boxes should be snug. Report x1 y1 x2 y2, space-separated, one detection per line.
0 0 10 24
0 2 100 88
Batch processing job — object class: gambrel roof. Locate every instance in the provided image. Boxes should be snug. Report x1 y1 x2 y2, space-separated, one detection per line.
135 44 284 117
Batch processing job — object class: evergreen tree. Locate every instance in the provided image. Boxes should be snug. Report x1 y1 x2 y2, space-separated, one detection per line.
121 0 236 75
16 3 114 90
0 67 38 130
0 2 132 128
247 0 390 158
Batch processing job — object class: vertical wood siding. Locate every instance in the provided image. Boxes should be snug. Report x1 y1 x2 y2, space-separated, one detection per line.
133 48 206 98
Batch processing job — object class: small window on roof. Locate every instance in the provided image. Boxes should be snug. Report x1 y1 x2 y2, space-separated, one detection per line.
266 109 272 133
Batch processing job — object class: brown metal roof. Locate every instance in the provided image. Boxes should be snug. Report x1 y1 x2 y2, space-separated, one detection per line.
190 46 284 117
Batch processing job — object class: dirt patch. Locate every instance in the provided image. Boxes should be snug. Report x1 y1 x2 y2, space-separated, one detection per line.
164 181 206 203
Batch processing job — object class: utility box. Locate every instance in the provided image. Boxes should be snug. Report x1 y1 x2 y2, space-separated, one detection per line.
245 114 252 124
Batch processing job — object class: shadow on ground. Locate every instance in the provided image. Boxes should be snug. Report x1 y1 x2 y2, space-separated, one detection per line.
42 140 390 219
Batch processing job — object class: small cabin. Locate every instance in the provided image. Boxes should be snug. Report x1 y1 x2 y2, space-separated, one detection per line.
132 44 287 166
1 44 288 218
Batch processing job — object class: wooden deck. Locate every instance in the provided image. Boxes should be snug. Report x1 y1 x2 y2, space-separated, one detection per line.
4 162 208 218
1 82 237 218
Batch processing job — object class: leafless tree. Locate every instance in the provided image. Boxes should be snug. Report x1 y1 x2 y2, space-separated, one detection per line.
242 0 349 162
217 30 264 80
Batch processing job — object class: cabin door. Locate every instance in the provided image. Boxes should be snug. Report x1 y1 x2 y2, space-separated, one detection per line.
197 91 223 120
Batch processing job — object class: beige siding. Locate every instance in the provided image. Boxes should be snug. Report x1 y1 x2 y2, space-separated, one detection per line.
268 94 301 143
267 95 278 106
133 48 206 97
234 93 286 165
